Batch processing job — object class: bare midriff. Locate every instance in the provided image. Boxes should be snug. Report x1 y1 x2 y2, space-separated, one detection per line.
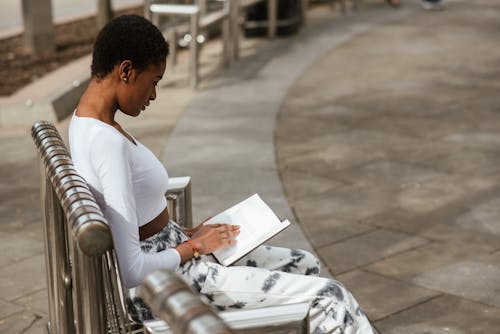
139 206 169 241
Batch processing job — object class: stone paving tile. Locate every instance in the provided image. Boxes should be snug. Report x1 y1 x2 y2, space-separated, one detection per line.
0 182 40 231
0 254 46 302
275 112 350 145
0 310 47 334
292 185 400 224
14 289 48 315
279 169 345 202
294 130 423 180
390 142 500 175
336 270 439 321
413 261 500 309
277 132 382 171
349 112 468 142
333 159 447 190
395 177 467 215
296 213 375 249
278 144 382 179
365 242 488 282
0 231 43 267
317 229 429 274
0 299 23 320
374 295 500 334
456 194 500 236
364 206 500 252
442 131 500 152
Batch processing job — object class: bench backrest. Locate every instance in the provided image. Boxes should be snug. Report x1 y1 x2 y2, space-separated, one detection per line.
32 121 131 333
33 121 225 334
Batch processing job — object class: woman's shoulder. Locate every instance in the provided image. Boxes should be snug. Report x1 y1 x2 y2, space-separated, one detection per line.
70 115 129 146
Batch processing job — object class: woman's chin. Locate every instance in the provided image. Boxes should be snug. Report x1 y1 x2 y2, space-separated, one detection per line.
120 108 142 117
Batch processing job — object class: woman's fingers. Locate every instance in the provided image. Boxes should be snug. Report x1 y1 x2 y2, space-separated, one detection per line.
217 226 240 239
215 224 240 232
191 224 240 253
220 229 240 240
226 238 237 246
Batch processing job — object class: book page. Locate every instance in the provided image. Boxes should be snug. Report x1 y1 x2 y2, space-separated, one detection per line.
204 194 290 265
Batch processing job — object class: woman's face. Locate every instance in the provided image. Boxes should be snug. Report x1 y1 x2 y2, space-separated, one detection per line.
118 61 166 117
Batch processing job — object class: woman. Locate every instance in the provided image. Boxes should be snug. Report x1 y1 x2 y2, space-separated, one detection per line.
69 14 373 334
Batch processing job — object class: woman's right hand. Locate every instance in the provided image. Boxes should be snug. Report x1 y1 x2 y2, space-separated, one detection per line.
190 224 240 254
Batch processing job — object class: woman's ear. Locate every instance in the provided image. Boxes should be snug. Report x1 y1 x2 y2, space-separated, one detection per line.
118 60 133 83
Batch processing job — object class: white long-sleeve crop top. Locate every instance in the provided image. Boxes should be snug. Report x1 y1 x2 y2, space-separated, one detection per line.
69 114 181 288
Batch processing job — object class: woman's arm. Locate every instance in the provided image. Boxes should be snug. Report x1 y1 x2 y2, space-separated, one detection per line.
90 130 180 288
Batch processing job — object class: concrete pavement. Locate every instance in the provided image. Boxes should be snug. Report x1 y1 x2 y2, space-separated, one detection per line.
2 0 500 333
276 0 500 332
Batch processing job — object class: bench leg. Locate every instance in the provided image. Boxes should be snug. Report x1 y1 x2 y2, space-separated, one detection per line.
189 11 200 89
167 29 178 70
268 0 277 39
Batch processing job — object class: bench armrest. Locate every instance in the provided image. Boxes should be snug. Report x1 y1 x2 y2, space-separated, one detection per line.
166 176 193 228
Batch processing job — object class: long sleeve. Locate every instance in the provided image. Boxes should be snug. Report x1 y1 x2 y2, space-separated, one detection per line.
89 131 180 288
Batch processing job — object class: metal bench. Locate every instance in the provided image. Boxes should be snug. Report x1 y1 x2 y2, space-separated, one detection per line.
145 0 309 88
32 121 310 333
146 1 232 88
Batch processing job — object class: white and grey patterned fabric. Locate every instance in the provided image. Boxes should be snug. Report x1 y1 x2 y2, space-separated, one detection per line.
127 221 373 334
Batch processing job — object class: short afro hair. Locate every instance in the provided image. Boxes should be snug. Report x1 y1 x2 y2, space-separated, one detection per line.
91 15 169 79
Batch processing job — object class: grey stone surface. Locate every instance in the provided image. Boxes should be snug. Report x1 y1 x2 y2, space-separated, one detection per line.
275 0 500 331
298 214 375 249
365 242 487 282
456 195 500 236
0 254 46 301
0 310 47 334
13 289 49 316
318 229 429 274
292 185 400 223
0 299 24 320
0 231 43 268
414 261 500 308
337 270 439 321
374 295 500 334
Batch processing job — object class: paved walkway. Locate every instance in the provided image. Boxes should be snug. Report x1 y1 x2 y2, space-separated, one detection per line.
1 1 500 333
276 0 500 332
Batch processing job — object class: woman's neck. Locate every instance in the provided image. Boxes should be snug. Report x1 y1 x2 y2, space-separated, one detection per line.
76 77 118 125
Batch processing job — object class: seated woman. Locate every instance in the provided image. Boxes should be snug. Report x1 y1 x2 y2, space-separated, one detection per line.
69 14 374 334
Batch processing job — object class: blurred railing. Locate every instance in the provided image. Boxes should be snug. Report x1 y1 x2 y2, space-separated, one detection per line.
145 0 309 88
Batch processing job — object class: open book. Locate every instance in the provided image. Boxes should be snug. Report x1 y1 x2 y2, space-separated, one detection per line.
204 194 291 266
